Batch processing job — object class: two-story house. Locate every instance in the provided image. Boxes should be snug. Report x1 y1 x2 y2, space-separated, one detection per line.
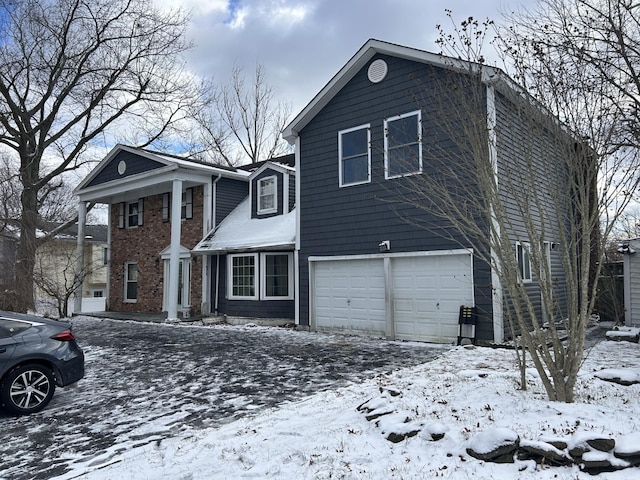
74 39 571 345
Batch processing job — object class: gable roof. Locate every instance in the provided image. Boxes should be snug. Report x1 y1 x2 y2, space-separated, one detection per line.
283 38 505 143
193 197 295 254
75 144 249 193
238 153 296 173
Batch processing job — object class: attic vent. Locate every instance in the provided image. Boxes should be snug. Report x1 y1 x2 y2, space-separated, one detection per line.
368 59 388 84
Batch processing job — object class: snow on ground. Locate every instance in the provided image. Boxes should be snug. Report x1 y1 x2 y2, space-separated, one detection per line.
52 335 640 480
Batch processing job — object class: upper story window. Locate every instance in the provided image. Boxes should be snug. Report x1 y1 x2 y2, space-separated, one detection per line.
118 199 144 229
385 111 422 179
516 242 532 283
339 124 371 187
162 188 193 222
257 176 277 214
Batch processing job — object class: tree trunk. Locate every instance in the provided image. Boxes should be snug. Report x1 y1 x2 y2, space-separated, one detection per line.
15 185 38 313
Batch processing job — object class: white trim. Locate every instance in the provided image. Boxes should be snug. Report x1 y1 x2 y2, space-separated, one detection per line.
227 253 259 300
308 248 473 262
124 261 138 303
384 110 422 179
260 252 294 300
295 137 301 251
516 241 533 283
338 123 371 187
487 83 504 343
257 175 278 215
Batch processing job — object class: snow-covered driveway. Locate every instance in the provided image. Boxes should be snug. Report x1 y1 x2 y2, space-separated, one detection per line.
1 316 446 480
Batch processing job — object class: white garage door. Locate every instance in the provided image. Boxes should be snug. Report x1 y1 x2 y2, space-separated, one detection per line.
393 255 473 343
311 253 474 343
313 258 386 335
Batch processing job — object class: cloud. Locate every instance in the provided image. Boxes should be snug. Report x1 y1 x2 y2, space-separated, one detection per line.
155 0 522 118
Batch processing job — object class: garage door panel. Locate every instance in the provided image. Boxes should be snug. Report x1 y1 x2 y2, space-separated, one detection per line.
393 255 473 343
313 259 386 335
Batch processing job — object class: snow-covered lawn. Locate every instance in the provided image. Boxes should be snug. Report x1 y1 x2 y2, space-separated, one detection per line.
53 334 640 480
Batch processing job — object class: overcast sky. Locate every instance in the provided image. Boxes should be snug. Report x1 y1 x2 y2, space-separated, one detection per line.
155 0 526 116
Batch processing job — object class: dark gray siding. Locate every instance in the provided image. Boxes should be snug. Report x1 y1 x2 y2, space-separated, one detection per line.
288 172 296 211
209 254 295 319
494 91 569 329
297 54 494 340
88 151 166 187
215 178 248 225
251 168 285 218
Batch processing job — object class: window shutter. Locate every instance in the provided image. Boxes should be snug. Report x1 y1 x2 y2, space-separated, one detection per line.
138 198 144 226
118 203 124 228
186 188 193 219
162 193 170 222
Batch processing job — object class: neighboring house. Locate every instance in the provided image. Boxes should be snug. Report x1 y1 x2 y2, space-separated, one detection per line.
620 239 640 326
0 228 17 310
282 39 570 344
35 223 108 316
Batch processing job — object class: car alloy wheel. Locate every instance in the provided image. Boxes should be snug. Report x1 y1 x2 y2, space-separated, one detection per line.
1 364 56 415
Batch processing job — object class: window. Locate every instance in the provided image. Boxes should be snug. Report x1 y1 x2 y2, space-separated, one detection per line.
124 262 138 302
257 176 277 214
384 111 422 179
92 289 104 298
516 243 532 283
162 188 193 222
229 254 258 299
339 124 370 186
118 200 144 228
102 247 108 265
227 252 294 301
0 319 31 337
261 253 294 299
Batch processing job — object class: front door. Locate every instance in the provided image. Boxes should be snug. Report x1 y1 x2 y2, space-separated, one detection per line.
163 259 190 311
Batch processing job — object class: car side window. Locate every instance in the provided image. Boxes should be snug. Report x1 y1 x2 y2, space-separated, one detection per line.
0 319 31 336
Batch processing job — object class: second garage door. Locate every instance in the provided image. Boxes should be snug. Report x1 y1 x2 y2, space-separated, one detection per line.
311 252 474 343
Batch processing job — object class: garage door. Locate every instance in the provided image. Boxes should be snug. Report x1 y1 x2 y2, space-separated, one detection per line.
313 258 386 336
311 253 474 343
393 255 473 343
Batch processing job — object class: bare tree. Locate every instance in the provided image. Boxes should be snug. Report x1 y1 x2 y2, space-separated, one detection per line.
190 63 292 166
391 8 639 402
0 0 196 312
33 244 87 318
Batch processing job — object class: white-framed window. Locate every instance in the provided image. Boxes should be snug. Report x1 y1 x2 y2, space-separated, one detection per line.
257 176 277 214
261 252 294 300
92 289 105 298
338 124 371 187
516 242 532 283
227 252 294 301
124 262 138 302
162 188 193 222
118 199 144 228
228 253 258 300
384 110 422 179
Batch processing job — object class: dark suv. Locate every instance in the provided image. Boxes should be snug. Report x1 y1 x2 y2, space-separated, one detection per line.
0 311 84 415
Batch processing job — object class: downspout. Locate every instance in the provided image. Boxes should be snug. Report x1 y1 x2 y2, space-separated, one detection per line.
215 254 220 316
212 174 222 317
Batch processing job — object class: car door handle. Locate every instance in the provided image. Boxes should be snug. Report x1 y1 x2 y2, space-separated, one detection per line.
0 348 5 353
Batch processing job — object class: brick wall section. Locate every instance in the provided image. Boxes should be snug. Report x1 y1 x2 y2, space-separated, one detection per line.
109 186 204 315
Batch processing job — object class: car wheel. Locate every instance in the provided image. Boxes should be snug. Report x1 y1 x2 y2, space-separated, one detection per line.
0 364 56 415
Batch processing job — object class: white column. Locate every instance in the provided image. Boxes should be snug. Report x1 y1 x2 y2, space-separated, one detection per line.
73 201 87 315
167 179 183 321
